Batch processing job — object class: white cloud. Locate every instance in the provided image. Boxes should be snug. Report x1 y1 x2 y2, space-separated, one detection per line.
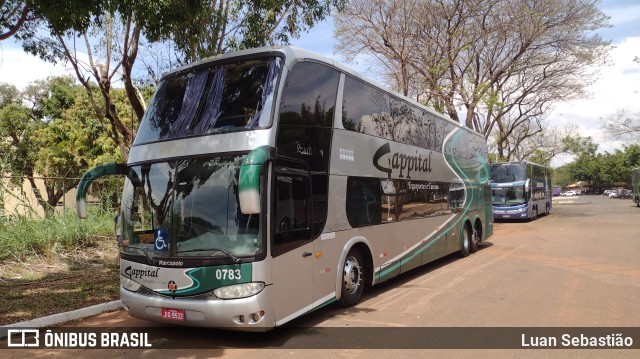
0 46 73 89
548 36 640 164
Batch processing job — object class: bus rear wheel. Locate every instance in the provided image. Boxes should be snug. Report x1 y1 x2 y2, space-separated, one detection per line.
338 248 364 307
459 225 471 257
470 227 479 253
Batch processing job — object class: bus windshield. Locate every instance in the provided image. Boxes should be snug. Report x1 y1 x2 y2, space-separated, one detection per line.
492 186 526 206
490 164 526 183
134 57 281 145
120 154 263 260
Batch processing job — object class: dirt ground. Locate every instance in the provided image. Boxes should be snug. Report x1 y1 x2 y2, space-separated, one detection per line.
0 238 120 326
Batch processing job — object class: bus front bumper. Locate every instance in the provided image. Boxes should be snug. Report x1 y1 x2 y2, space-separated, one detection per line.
120 285 276 331
493 207 528 219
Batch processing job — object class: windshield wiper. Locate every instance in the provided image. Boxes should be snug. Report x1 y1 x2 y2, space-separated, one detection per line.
124 245 157 265
178 248 241 263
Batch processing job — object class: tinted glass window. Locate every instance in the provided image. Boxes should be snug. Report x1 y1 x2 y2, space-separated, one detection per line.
490 164 527 183
342 76 459 153
134 57 280 144
173 157 261 256
120 155 264 260
492 186 527 206
348 177 457 228
279 62 340 127
346 177 382 227
273 163 311 257
276 61 338 240
342 77 391 135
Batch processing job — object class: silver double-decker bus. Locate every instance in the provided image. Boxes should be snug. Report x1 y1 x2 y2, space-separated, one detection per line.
490 161 551 220
77 46 493 330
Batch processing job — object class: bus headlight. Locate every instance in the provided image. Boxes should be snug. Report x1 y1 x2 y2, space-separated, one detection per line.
214 282 265 299
120 275 142 292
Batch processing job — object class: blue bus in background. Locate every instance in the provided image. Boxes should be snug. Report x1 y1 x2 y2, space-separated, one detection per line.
490 161 551 220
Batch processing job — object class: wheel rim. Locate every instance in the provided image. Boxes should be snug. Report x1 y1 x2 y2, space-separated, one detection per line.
343 256 362 295
463 229 470 251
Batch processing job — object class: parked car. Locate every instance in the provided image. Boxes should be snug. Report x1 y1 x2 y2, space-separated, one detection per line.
603 190 614 196
608 190 620 198
619 189 632 199
561 190 577 196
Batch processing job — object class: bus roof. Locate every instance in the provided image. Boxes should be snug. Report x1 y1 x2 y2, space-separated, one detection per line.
159 46 481 140
491 160 548 168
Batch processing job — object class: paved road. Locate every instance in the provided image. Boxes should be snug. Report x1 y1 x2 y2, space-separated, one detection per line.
4 195 640 358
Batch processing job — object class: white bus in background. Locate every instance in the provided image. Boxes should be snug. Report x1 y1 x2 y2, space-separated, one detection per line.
77 46 493 331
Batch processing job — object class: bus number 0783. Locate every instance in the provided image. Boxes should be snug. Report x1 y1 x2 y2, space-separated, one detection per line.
216 269 241 281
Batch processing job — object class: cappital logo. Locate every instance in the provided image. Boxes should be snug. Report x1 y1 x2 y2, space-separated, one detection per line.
373 142 432 179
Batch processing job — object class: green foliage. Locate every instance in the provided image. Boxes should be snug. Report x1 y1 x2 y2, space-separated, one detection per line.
562 135 598 157
0 99 42 185
0 208 113 261
527 150 552 167
551 166 572 187
0 77 122 212
23 76 79 121
563 144 640 191
165 0 345 62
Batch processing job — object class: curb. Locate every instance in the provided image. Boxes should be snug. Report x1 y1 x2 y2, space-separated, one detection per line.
0 300 123 339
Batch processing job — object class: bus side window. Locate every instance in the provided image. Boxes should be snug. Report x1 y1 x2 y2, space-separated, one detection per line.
273 165 312 257
346 177 382 228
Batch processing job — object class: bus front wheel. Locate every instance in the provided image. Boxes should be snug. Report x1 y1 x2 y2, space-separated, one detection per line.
339 249 364 307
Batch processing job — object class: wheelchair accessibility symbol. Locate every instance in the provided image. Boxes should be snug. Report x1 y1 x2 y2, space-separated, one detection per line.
154 228 168 251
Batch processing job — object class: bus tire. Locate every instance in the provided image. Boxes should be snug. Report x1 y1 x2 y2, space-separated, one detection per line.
459 224 471 257
470 225 480 253
530 207 537 221
545 204 550 216
338 248 365 307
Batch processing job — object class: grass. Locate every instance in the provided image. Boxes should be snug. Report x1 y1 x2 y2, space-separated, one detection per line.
0 209 120 326
0 208 114 261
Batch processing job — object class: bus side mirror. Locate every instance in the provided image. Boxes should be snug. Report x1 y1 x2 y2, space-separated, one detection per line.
238 146 274 214
76 163 127 218
525 179 530 193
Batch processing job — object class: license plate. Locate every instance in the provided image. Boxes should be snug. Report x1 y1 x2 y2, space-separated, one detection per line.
503 215 510 218
161 308 185 321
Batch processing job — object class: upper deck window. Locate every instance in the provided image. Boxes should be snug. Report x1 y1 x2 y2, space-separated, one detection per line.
490 164 527 183
134 57 281 145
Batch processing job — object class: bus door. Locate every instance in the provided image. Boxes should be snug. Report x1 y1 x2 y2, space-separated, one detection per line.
271 160 314 323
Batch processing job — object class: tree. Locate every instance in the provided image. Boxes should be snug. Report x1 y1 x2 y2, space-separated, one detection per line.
562 134 598 157
1 0 110 42
168 0 346 64
603 109 640 143
335 0 422 98
551 165 573 187
505 122 578 163
0 0 31 41
335 0 610 165
562 143 640 192
0 77 121 215
19 1 342 159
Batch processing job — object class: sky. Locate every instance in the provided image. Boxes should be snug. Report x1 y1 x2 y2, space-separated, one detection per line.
1 1 639 168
